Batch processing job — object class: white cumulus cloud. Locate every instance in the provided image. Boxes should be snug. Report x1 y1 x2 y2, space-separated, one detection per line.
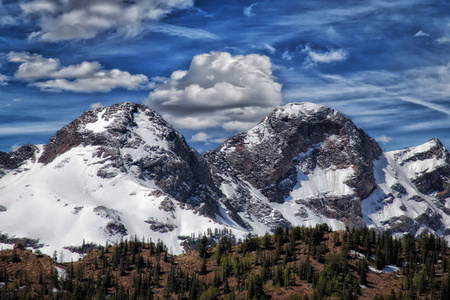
8 52 148 93
302 45 348 67
147 51 282 131
8 52 101 80
19 0 194 42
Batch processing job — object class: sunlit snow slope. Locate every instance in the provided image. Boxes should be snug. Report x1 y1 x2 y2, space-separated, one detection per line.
0 103 244 261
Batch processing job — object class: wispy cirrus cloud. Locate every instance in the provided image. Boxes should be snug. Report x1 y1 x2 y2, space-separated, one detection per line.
282 60 450 150
278 0 423 29
398 96 450 116
436 36 450 44
301 45 348 67
0 122 65 135
0 74 8 85
149 23 217 40
8 52 149 93
285 63 450 110
19 0 194 42
0 0 16 25
244 3 258 17
414 30 429 37
376 135 393 144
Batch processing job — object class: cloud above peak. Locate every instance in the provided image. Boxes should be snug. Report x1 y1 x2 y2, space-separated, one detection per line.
19 0 194 42
147 51 282 131
8 52 148 92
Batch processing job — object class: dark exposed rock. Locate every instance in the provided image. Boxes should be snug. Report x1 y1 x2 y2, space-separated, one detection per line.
386 216 417 235
0 205 6 212
179 228 237 252
395 139 450 198
93 206 121 222
144 219 177 233
295 207 309 219
104 222 128 236
159 198 175 212
415 208 445 232
297 195 365 228
413 167 450 196
408 195 425 202
93 206 128 236
0 233 43 249
400 138 447 165
72 206 83 215
0 144 38 170
391 183 407 197
383 193 395 204
64 242 99 254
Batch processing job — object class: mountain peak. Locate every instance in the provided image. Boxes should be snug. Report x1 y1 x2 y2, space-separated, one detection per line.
37 101 218 208
38 102 171 164
272 102 328 117
206 101 382 228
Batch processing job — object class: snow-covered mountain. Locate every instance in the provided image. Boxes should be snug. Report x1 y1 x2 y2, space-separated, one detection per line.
0 103 228 260
0 102 449 260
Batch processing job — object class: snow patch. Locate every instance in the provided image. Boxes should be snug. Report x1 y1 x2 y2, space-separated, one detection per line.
85 109 110 133
350 250 366 259
56 266 67 280
383 265 401 273
275 102 325 119
288 166 355 199
369 266 384 274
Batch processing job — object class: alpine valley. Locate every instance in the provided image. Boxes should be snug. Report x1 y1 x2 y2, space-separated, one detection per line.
0 102 449 261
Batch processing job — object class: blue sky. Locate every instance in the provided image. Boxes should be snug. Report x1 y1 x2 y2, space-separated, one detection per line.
0 0 449 153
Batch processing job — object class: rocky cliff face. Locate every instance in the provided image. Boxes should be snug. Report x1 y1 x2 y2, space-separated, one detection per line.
405 139 450 199
0 144 38 171
205 103 382 228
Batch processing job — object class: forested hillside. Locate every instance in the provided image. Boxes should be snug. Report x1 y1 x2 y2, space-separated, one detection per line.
1 225 450 299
